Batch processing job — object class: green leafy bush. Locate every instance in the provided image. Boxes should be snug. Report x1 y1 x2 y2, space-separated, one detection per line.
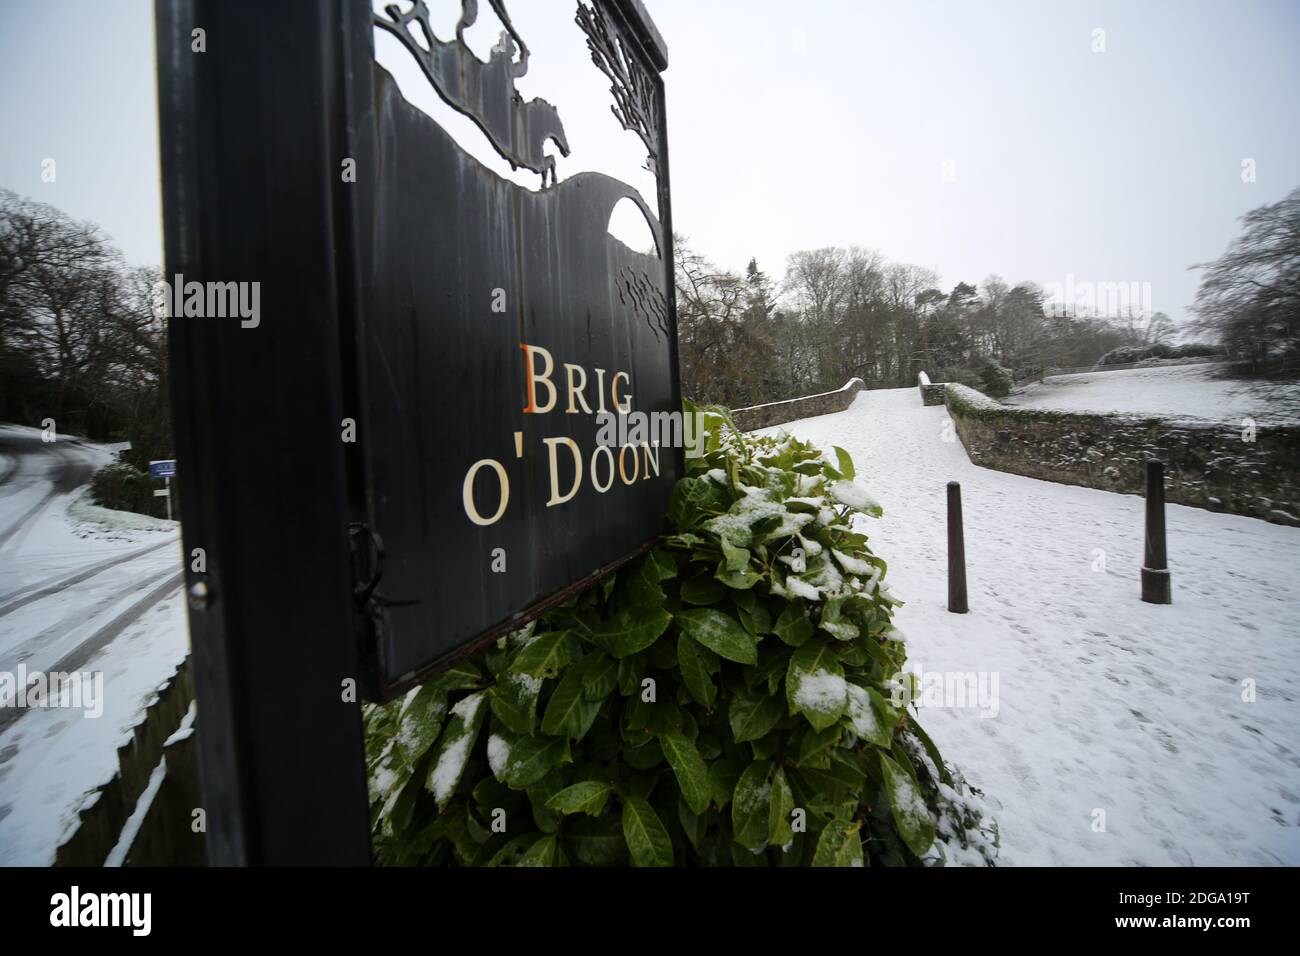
1096 342 1220 366
90 461 168 519
364 406 996 866
978 362 1014 398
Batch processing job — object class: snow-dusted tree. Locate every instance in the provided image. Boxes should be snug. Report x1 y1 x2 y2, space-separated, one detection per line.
1191 187 1300 372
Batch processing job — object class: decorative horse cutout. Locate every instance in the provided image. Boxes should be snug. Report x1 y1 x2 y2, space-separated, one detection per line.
377 0 571 186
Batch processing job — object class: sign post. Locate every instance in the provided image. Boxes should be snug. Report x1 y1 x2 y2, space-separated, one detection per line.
156 0 375 865
149 460 176 520
157 0 679 863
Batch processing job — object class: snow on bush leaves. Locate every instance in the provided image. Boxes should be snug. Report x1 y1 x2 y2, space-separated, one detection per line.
363 403 997 866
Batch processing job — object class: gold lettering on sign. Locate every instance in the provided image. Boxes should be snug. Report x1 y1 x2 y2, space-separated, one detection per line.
463 459 510 526
619 444 639 484
642 443 660 480
591 445 615 493
564 363 592 414
611 371 632 413
543 437 583 506
521 343 557 414
462 342 653 527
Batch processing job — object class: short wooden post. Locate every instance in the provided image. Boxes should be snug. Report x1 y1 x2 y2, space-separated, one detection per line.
947 481 968 613
1141 460 1172 604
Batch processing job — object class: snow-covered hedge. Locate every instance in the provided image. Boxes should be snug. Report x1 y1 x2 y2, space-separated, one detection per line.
363 403 996 866
1097 342 1219 367
946 381 1097 423
943 382 1006 415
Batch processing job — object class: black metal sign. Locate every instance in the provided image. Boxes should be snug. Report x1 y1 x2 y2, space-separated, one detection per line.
156 0 677 861
355 0 682 698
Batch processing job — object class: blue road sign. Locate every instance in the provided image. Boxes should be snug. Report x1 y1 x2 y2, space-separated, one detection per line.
150 460 177 479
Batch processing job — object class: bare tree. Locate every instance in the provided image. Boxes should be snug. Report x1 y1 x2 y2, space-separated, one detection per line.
674 237 773 406
0 189 170 456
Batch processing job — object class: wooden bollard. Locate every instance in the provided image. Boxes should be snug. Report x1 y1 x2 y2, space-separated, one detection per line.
947 481 968 613
1141 460 1172 604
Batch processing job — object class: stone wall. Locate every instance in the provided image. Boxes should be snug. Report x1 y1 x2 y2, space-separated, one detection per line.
54 656 206 866
732 378 866 431
943 383 1300 526
917 371 946 406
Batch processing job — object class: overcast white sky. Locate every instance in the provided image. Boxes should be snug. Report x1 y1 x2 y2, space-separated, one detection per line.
2 0 1298 326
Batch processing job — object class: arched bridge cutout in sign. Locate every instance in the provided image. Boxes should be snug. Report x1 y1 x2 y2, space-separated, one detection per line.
607 195 661 258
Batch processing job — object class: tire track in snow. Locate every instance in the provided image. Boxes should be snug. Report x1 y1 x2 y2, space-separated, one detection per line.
0 537 179 618
0 570 183 736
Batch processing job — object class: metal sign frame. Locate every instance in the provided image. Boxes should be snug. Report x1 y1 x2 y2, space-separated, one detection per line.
351 0 683 701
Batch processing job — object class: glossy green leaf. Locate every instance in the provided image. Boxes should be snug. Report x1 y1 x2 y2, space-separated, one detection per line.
812 819 863 867
509 631 573 679
424 691 487 810
516 833 559 867
833 446 856 480
622 796 673 866
786 639 848 731
773 603 813 647
660 732 711 814
729 687 784 743
541 666 603 740
768 766 795 848
732 760 774 851
545 781 613 817
677 608 758 665
677 634 718 708
880 752 935 858
500 734 570 789
595 607 672 659
680 575 727 606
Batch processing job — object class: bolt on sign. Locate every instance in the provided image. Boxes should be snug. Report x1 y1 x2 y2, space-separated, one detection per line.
354 0 682 699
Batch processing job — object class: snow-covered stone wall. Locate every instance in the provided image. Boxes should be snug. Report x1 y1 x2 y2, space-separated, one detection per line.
732 378 866 431
53 657 204 865
917 372 946 406
944 383 1300 526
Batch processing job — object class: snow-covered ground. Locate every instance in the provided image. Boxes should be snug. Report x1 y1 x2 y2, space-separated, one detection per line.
774 389 1300 866
0 425 187 865
1004 362 1300 424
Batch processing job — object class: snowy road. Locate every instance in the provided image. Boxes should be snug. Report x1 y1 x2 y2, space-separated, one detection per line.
776 388 1300 866
0 426 187 865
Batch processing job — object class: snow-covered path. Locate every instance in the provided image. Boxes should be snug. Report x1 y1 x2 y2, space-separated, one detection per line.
776 388 1300 866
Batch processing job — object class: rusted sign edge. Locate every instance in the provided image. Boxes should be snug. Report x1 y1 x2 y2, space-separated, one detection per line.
361 535 664 702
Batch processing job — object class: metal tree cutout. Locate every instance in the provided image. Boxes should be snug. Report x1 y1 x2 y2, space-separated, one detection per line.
576 1 662 178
